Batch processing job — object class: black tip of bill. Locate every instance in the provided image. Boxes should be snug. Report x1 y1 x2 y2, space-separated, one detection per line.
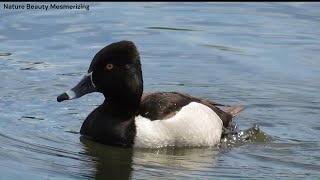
57 92 69 102
56 71 96 103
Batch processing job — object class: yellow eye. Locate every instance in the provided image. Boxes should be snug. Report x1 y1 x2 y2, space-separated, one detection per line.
105 63 114 70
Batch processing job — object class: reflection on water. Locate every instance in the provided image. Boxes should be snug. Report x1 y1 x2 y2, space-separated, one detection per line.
80 128 267 180
201 44 243 53
146 26 200 31
132 147 220 179
80 137 134 180
0 122 273 180
80 138 221 180
0 52 13 56
0 2 320 180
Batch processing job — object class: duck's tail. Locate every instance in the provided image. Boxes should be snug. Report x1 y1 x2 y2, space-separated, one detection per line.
224 105 245 117
196 97 245 117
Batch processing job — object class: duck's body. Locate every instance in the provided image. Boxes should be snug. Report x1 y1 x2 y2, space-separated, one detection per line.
57 40 244 148
135 101 223 148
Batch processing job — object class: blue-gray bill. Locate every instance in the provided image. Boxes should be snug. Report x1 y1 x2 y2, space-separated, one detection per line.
57 72 96 102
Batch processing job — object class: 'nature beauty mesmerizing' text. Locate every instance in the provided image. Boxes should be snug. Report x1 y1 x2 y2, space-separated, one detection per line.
3 4 90 11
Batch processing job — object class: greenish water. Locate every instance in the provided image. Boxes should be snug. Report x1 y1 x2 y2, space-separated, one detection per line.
0 2 319 179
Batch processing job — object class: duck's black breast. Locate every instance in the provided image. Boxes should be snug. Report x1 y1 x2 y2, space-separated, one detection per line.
138 92 233 127
80 102 136 148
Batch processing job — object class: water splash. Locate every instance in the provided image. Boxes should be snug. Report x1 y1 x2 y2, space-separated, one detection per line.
219 124 272 148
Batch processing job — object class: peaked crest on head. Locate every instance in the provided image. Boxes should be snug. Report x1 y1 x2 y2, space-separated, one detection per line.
88 40 140 73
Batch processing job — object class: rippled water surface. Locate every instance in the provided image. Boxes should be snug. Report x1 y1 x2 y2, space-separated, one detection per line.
1 2 319 179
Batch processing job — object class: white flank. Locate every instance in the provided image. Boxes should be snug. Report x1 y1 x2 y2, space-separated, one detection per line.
134 102 223 148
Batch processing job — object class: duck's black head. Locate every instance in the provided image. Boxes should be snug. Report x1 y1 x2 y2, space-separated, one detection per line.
57 40 143 111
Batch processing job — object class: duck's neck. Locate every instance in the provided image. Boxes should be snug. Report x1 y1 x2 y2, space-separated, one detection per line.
102 65 143 118
103 90 142 118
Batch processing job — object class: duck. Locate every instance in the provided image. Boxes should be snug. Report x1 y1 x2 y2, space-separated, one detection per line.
57 40 244 148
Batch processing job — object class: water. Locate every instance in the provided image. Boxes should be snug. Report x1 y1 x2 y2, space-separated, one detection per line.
1 2 319 179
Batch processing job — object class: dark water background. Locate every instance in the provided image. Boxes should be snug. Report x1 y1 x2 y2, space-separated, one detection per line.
0 2 319 179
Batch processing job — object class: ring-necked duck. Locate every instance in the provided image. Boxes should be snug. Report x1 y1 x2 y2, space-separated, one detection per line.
57 40 244 148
